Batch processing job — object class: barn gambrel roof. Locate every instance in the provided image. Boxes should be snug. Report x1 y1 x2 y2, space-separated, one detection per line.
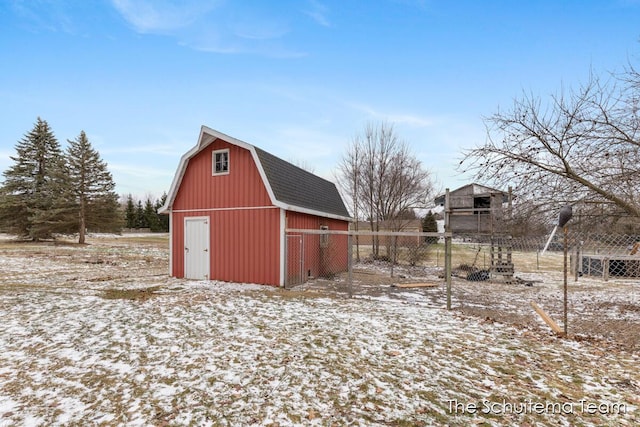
160 126 351 221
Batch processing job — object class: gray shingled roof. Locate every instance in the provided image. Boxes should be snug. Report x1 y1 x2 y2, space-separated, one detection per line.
254 147 350 219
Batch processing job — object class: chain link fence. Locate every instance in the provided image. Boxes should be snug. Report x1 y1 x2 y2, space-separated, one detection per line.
284 229 450 294
284 228 640 350
285 229 640 290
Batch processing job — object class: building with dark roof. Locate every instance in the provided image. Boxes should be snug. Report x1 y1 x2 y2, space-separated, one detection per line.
160 126 351 286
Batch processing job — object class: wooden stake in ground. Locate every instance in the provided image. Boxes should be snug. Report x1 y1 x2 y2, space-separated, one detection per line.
530 301 565 336
392 283 439 288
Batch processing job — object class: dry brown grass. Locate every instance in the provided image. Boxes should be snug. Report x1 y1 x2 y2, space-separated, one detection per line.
0 233 638 425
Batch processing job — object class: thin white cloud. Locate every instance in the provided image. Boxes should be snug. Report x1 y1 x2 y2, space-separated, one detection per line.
387 113 436 127
109 0 306 57
8 0 76 34
266 125 349 183
303 0 331 27
110 0 221 33
351 103 437 127
228 10 290 41
275 127 336 158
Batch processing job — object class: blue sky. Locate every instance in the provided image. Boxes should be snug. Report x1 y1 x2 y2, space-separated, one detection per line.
1 0 639 201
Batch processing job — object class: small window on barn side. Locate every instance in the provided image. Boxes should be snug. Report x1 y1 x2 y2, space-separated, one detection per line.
320 225 329 248
212 149 229 175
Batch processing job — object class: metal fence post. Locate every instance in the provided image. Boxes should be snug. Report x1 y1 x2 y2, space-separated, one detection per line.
284 234 288 289
563 225 568 336
347 233 353 298
445 234 452 310
444 188 452 310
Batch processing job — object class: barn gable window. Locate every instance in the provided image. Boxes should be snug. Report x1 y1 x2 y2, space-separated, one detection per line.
212 149 229 175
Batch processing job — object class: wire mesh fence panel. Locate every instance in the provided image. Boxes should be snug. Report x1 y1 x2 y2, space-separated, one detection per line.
285 229 450 298
284 230 350 289
285 229 640 289
441 232 640 281
283 228 640 350
506 232 640 280
285 234 304 287
447 232 640 351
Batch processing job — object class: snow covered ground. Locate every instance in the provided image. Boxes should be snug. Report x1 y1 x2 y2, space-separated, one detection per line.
0 234 638 426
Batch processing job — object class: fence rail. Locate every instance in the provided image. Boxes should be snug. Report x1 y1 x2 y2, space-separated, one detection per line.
284 229 640 295
283 228 640 350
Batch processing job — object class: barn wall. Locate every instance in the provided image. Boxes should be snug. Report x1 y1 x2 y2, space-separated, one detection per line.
171 208 281 285
169 136 349 286
323 217 349 275
286 211 349 282
173 139 271 210
170 138 281 285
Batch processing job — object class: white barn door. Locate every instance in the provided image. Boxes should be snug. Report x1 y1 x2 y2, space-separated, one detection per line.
184 217 210 280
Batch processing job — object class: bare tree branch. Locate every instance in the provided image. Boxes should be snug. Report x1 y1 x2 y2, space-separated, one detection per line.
336 121 434 256
460 66 640 222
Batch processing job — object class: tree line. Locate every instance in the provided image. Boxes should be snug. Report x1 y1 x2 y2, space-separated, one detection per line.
122 193 169 232
0 118 121 243
0 117 169 243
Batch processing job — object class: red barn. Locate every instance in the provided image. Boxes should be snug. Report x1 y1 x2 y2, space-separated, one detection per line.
160 126 351 286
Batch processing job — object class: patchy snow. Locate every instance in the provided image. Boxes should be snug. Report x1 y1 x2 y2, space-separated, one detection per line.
0 235 638 426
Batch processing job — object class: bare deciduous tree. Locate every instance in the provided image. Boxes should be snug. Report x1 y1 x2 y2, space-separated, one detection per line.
336 140 362 259
337 121 434 257
460 65 640 225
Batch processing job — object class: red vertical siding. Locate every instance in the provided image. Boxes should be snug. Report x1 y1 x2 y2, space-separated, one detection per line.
210 208 280 285
286 212 320 281
172 208 280 285
169 136 349 286
170 138 281 285
286 212 349 282
323 218 350 275
173 140 271 211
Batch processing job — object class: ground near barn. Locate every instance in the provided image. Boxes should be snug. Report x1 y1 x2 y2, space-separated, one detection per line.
0 234 638 426
300 256 640 353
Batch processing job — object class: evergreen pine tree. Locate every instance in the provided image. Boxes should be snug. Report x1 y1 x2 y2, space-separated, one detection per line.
422 211 438 244
66 131 122 243
155 192 169 232
135 200 146 228
143 198 160 231
125 194 137 229
0 117 73 240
